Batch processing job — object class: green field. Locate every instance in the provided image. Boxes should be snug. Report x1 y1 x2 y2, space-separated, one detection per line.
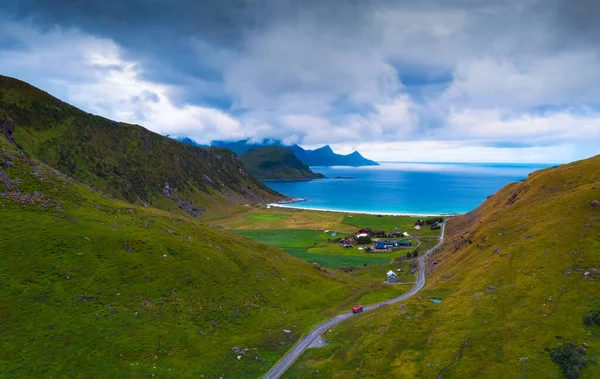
307 239 418 260
232 229 340 249
233 229 422 268
284 248 390 268
245 213 291 221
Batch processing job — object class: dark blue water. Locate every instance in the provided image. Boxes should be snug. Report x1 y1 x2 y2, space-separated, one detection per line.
264 162 554 215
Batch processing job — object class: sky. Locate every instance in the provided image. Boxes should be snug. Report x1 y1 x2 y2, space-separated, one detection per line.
0 0 599 163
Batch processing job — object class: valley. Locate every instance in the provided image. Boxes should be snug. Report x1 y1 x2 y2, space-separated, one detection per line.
1 76 599 379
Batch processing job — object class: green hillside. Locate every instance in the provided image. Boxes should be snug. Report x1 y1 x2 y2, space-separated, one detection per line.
239 146 325 180
0 133 386 378
287 155 600 378
0 75 282 218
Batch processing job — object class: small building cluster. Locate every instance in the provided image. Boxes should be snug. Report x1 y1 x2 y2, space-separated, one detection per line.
332 225 416 252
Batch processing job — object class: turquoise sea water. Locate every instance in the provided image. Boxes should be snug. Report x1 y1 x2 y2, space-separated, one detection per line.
264 162 555 215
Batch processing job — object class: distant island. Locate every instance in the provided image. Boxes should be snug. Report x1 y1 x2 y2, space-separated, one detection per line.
238 146 325 180
210 139 379 167
289 144 378 167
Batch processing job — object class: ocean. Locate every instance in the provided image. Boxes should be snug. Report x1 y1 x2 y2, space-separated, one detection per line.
263 162 555 215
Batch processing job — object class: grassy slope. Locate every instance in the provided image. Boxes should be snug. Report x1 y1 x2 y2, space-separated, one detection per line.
0 135 385 378
286 155 600 378
0 75 282 218
239 146 325 180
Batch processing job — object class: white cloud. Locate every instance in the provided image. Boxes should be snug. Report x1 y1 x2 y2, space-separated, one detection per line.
327 140 588 164
438 52 600 111
443 108 600 145
0 21 245 144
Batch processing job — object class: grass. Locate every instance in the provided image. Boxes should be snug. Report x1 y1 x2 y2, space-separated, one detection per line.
285 154 600 379
0 135 400 378
208 207 444 238
284 248 390 268
214 209 441 269
233 229 422 268
232 229 340 249
208 207 354 232
245 213 291 221
0 75 281 219
307 240 418 260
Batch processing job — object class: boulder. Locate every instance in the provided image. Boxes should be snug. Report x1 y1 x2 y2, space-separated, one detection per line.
591 200 600 209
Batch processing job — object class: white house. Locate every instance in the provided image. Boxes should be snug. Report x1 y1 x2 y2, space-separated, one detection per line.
387 270 398 283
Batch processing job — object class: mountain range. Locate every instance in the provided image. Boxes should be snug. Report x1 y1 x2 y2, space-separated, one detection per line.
210 139 379 167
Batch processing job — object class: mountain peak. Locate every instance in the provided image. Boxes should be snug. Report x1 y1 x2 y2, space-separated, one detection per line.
316 144 334 153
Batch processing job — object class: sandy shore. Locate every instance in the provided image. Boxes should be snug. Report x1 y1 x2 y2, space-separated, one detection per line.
267 203 459 217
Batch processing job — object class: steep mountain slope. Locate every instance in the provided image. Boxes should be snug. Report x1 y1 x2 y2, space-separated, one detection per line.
0 133 380 378
0 75 282 217
290 144 379 167
239 146 325 180
210 139 379 167
287 155 600 378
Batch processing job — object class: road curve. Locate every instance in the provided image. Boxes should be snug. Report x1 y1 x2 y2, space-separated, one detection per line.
263 222 447 379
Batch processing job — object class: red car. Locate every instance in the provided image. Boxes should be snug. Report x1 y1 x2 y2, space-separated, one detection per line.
352 305 364 313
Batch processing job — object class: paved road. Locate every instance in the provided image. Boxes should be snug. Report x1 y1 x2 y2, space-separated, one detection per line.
263 222 447 379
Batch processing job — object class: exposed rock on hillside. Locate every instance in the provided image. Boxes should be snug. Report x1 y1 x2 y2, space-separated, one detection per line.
0 108 14 143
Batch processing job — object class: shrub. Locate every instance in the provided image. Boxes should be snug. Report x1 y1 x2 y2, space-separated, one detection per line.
550 342 588 379
583 309 600 326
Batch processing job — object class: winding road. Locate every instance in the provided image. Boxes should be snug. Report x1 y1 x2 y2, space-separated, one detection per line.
263 221 447 379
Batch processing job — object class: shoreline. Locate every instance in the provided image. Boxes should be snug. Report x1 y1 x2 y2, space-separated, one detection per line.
268 203 462 217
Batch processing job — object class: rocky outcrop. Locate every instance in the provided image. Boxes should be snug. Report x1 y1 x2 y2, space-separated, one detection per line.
0 108 15 144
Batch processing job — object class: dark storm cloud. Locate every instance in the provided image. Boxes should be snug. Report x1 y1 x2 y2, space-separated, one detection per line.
4 0 600 93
